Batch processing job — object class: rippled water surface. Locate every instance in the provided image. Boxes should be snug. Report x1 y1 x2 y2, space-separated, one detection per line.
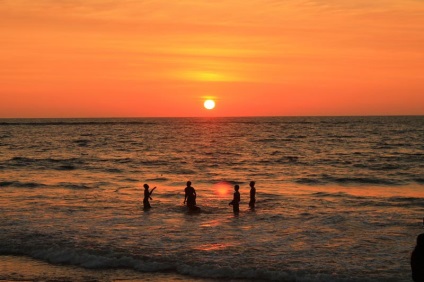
1 116 423 281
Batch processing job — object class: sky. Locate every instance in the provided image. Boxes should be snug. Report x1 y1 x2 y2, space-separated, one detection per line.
1 0 423 117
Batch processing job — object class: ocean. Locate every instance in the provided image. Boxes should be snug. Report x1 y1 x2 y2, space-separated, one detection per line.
0 116 423 281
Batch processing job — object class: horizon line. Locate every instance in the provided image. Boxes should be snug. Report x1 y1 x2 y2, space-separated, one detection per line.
0 114 423 120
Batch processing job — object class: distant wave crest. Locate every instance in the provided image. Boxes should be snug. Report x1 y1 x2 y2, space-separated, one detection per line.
296 175 405 186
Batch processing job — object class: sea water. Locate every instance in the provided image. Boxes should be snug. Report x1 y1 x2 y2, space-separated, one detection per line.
0 116 423 281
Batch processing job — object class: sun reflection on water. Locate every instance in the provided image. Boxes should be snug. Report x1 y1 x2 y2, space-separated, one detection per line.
213 181 231 197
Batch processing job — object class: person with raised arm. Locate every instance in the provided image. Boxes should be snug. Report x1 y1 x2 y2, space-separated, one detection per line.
143 184 156 210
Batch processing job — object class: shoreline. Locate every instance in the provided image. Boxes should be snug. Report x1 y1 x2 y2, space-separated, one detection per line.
0 255 220 282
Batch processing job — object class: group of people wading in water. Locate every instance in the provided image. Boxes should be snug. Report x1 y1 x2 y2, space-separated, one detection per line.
142 181 256 213
143 182 424 280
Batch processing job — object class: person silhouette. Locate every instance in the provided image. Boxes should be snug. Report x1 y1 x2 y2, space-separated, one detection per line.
249 181 256 209
229 185 240 213
143 184 156 210
183 181 197 210
411 233 424 282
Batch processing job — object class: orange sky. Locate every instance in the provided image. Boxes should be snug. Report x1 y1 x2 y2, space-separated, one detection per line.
1 0 423 117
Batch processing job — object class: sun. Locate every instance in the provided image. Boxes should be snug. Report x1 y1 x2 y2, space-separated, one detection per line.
204 99 216 110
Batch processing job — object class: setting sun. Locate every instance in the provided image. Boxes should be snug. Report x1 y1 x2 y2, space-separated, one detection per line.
204 100 216 110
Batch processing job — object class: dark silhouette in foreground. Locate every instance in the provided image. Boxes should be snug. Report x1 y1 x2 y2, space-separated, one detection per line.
143 184 156 210
184 181 200 211
249 181 256 209
412 233 424 282
229 185 240 213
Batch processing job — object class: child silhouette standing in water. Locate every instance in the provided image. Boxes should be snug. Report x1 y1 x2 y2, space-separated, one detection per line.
229 185 240 213
249 181 256 209
143 184 156 210
184 181 198 210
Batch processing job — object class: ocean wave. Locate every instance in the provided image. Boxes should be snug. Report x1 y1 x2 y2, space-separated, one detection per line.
414 178 424 184
0 181 108 190
9 156 34 163
367 164 401 170
312 191 424 208
173 169 197 175
275 156 299 163
145 177 169 182
254 138 280 143
0 247 369 282
5 157 86 171
324 176 404 185
384 197 424 208
57 165 77 170
312 192 353 198
0 181 46 188
9 156 83 164
105 168 123 173
25 247 173 272
296 175 405 186
122 178 139 182
113 158 133 164
286 134 307 139
321 214 347 225
0 120 157 126
295 178 326 185
73 139 90 147
58 183 92 190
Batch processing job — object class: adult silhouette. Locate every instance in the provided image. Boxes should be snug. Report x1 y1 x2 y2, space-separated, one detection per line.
411 233 424 282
